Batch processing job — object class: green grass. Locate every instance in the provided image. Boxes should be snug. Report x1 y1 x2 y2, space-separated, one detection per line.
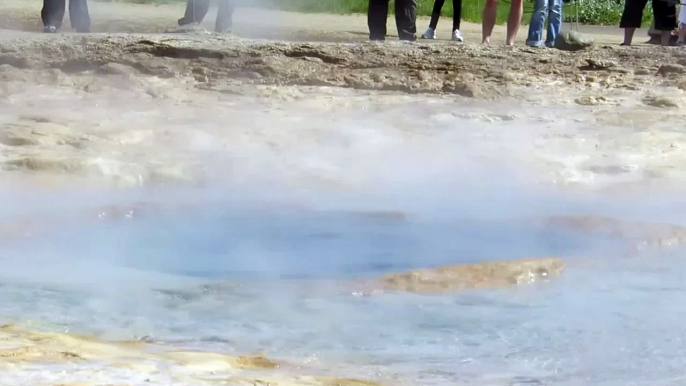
102 0 638 26
260 0 535 24
100 0 532 24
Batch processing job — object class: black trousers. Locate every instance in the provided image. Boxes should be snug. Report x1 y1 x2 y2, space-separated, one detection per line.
178 0 235 32
368 0 418 41
620 0 676 30
429 0 462 31
42 0 90 32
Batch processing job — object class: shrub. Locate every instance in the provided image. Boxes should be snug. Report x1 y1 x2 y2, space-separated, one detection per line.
562 0 652 26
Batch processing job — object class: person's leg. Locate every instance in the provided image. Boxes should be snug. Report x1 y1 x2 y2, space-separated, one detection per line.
42 0 66 30
482 0 498 43
216 0 235 32
452 0 463 31
679 5 686 44
395 0 417 41
421 0 443 38
526 0 548 47
178 0 211 26
68 0 91 33
545 0 562 47
619 0 648 45
506 0 524 45
368 0 389 41
653 0 677 46
429 0 446 30
451 0 464 40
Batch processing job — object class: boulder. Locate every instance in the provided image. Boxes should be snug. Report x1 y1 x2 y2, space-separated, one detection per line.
555 30 595 51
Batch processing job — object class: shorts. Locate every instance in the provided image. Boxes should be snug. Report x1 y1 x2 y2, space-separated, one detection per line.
620 0 677 31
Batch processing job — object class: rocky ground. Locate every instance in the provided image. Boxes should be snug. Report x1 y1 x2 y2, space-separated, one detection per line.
2 31 685 102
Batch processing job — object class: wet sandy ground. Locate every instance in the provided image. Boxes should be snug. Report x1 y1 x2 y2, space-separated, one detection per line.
2 29 686 193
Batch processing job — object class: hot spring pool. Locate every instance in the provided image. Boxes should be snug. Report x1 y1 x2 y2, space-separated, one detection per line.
1 201 685 386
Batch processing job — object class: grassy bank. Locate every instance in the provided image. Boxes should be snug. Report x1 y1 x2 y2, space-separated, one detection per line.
100 0 533 25
102 0 647 26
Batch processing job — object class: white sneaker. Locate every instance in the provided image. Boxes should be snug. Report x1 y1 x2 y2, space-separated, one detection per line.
174 22 209 34
452 29 464 42
421 27 436 40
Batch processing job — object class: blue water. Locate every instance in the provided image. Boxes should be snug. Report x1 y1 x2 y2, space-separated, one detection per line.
32 206 617 279
1 204 685 385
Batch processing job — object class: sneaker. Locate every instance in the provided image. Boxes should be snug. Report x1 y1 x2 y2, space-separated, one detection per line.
452 29 464 42
421 27 436 40
215 25 232 33
43 25 57 33
174 22 208 34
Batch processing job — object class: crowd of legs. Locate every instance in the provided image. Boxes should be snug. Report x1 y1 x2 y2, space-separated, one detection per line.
38 0 682 48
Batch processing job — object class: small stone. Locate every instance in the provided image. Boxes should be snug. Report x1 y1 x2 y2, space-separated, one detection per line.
575 96 598 105
555 31 595 51
657 64 686 76
96 63 137 76
443 81 480 98
417 70 431 81
575 95 608 106
501 72 519 82
0 55 32 69
642 95 680 108
193 74 209 83
635 68 651 75
586 58 617 70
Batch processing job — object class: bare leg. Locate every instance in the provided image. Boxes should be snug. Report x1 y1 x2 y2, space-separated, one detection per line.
506 0 524 45
622 27 636 45
661 30 671 46
679 24 686 44
482 0 498 44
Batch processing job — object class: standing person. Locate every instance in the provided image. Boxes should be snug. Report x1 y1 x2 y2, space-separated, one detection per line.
368 0 418 41
178 0 235 33
526 0 562 47
482 0 523 45
42 0 90 33
620 0 676 46
677 3 686 45
420 0 464 42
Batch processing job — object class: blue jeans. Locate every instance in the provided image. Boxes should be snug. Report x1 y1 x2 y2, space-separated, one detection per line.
526 0 562 47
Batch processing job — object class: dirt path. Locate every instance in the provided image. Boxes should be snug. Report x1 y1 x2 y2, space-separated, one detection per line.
1 0 625 44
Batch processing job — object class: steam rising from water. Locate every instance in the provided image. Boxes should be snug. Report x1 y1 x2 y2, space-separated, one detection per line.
2 75 686 385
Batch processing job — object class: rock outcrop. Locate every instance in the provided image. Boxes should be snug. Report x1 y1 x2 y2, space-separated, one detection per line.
377 257 565 293
545 215 686 249
0 324 380 386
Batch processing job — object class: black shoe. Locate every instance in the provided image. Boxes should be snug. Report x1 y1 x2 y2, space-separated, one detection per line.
43 25 57 33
